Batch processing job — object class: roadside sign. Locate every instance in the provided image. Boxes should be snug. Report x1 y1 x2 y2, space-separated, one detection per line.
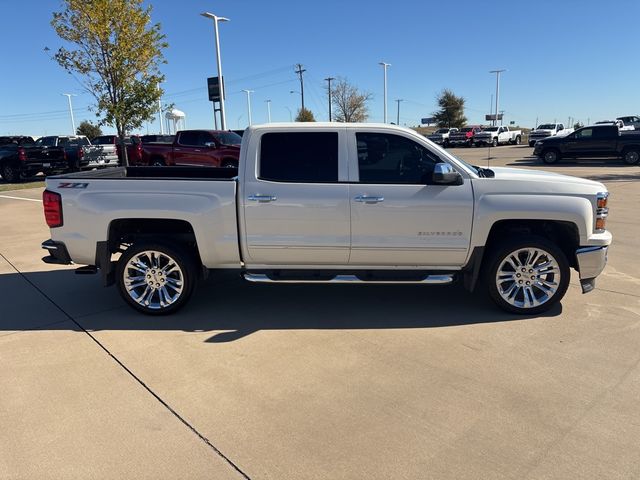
485 114 504 121
421 117 435 125
207 76 225 102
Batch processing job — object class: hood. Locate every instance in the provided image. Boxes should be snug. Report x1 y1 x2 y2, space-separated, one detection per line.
488 166 604 189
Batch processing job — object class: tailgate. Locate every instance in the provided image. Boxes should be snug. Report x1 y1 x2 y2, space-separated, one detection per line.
27 146 65 162
84 145 119 164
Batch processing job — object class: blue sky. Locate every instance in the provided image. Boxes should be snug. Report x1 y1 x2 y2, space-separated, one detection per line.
1 0 639 135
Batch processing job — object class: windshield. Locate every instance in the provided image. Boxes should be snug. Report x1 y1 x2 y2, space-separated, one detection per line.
460 128 473 133
435 129 448 134
483 127 499 132
216 131 242 146
537 124 556 130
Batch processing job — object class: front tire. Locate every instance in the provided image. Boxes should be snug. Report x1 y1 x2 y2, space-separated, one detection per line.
515 135 522 145
622 148 640 165
485 236 570 315
116 242 197 315
542 149 561 164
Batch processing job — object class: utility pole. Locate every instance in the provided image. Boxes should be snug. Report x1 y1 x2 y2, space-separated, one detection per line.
489 69 506 127
379 62 391 123
242 89 254 126
61 93 76 135
490 93 493 123
395 99 403 125
157 83 165 134
265 99 272 123
295 63 306 111
324 77 335 121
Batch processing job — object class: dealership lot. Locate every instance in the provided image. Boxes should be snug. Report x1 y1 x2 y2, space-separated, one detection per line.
1 146 639 479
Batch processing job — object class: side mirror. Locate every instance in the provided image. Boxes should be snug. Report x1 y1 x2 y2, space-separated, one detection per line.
432 163 463 185
204 142 217 149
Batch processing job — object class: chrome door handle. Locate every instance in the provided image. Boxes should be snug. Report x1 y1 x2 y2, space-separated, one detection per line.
354 195 384 204
174 148 182 151
248 194 277 203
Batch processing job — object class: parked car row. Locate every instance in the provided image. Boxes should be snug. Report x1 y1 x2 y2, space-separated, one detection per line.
0 130 242 182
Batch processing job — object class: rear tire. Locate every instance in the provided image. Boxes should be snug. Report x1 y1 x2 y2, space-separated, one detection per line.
485 235 570 315
515 136 522 145
116 241 198 315
542 149 561 164
150 157 165 167
622 148 640 165
529 141 535 147
1 162 25 183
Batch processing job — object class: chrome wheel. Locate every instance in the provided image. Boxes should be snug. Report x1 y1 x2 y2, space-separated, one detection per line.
123 250 184 310
495 247 561 309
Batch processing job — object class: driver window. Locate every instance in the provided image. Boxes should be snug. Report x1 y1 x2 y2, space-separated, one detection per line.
356 132 441 184
575 128 593 139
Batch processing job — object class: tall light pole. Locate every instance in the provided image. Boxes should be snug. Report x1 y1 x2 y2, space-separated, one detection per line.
284 106 293 122
489 69 506 126
395 99 403 125
61 93 76 134
324 77 335 121
379 62 391 123
265 99 272 123
242 89 254 126
201 12 229 130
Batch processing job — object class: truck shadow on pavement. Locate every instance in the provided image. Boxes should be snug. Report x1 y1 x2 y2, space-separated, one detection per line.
1 269 562 343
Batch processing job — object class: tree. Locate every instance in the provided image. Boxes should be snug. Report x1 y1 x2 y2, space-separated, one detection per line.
76 120 102 139
51 0 167 165
330 77 372 123
431 89 467 128
296 107 316 122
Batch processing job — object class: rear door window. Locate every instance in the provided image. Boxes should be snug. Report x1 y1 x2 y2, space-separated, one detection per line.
259 132 339 183
178 131 199 146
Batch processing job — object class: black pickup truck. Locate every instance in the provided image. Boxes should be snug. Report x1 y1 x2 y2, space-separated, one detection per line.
533 124 640 165
0 137 67 183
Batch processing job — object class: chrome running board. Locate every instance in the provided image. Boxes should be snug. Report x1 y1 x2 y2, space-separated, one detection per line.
243 273 454 285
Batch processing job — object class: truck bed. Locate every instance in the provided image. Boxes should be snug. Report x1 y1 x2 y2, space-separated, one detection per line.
50 165 239 181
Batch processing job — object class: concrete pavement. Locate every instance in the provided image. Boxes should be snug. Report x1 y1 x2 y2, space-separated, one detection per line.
1 147 639 479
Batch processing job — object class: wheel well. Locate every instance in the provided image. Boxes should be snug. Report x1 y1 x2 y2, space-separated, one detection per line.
107 218 202 267
485 220 579 268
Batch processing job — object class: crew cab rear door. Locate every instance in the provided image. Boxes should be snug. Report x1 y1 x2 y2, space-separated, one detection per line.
347 129 473 266
242 129 350 265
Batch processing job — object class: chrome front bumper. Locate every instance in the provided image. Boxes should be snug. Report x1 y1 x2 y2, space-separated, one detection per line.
576 246 608 293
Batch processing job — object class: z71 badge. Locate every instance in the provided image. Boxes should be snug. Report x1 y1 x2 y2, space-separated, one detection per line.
58 182 89 189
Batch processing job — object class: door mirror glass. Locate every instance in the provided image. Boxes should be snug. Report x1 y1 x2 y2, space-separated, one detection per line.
204 141 217 148
432 163 463 185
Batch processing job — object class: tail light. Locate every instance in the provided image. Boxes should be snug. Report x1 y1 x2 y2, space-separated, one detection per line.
43 190 63 228
135 143 142 162
78 147 84 159
18 147 27 162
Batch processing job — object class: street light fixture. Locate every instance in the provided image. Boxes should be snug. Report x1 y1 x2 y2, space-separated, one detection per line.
201 12 229 130
489 69 506 126
379 62 391 123
242 89 254 126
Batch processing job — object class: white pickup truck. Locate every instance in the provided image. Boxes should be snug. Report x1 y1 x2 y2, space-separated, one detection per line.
528 123 573 147
473 126 522 147
41 123 612 316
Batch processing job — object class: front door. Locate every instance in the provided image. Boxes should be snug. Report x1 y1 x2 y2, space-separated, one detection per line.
564 127 612 157
172 131 215 166
243 130 350 265
349 131 473 266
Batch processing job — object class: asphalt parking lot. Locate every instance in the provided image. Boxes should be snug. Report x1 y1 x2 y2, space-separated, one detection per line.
1 145 639 479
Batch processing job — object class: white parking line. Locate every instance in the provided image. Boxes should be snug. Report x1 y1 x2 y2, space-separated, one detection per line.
0 194 41 203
